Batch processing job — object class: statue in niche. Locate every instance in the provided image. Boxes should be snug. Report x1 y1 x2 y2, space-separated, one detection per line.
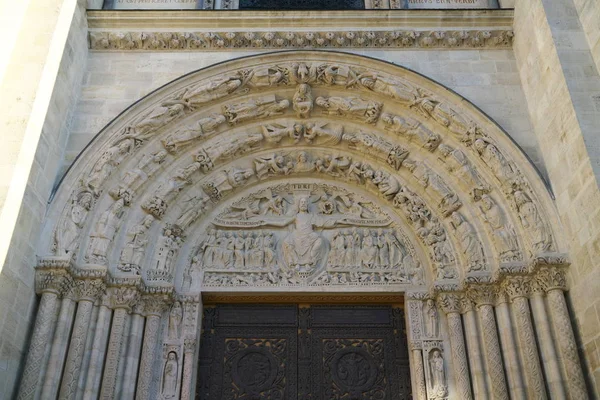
438 144 490 200
381 113 441 152
304 122 344 145
514 190 551 253
423 299 439 338
162 352 178 398
118 215 154 274
293 83 314 118
473 138 520 190
315 96 382 124
349 72 419 106
254 154 293 179
428 350 448 398
168 301 183 340
162 114 226 153
479 194 520 261
117 150 167 196
54 191 93 256
87 198 126 263
223 96 290 125
84 138 135 196
450 212 486 272
261 122 304 144
183 73 248 106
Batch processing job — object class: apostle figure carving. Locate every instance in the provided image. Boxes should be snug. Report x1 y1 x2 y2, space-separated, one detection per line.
315 95 382 124
381 113 441 151
130 94 191 140
183 73 247 106
474 138 521 191
438 144 490 200
292 83 314 118
514 190 552 253
428 350 448 399
84 138 135 196
54 191 93 257
202 167 254 201
223 95 290 125
168 301 183 340
151 226 183 277
480 194 520 261
115 150 167 196
412 97 474 142
423 299 439 338
86 198 126 263
162 114 226 153
406 161 461 216
162 352 179 398
450 212 486 272
118 215 154 274
350 72 419 106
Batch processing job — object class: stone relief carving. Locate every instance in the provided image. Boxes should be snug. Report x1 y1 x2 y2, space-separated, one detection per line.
162 114 226 153
292 83 314 118
183 72 251 107
423 299 439 338
83 138 136 196
223 95 290 125
127 93 193 141
381 113 441 152
514 190 552 254
118 215 154 274
449 212 487 272
168 301 183 340
146 225 185 283
405 161 462 217
162 351 179 399
111 150 168 200
438 144 490 200
479 194 521 262
53 191 94 257
86 199 126 264
411 97 475 143
315 95 382 124
90 29 515 51
427 349 448 399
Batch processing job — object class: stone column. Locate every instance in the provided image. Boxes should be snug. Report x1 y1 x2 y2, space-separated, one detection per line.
121 304 145 400
83 296 112 400
136 296 169 400
410 343 427 400
17 269 68 400
100 286 139 400
503 277 547 399
437 293 473 400
530 280 566 399
469 285 508 400
460 297 488 399
539 267 588 399
59 279 105 400
181 339 197 400
40 292 76 399
494 290 526 400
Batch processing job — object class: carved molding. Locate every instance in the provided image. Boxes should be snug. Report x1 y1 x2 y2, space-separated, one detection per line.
89 29 514 51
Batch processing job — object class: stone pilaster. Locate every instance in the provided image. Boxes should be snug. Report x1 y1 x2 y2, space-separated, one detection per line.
181 339 197 400
17 268 70 400
410 342 427 400
437 293 473 400
538 267 588 399
460 295 488 399
100 286 139 399
503 276 547 399
136 296 169 400
469 285 508 400
59 279 105 400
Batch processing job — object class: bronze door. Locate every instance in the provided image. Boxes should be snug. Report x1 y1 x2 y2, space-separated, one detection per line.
196 304 411 400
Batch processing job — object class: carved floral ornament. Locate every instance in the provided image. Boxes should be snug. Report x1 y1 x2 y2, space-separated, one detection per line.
39 52 565 296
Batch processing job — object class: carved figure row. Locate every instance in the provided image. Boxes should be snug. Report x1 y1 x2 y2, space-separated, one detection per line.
90 30 514 51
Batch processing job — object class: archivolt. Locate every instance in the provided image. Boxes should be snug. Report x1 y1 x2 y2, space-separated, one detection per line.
39 51 565 293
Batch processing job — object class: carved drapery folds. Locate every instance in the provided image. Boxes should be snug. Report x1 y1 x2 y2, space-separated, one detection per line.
24 52 583 399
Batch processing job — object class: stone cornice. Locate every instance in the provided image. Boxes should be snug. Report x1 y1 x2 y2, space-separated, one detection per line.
87 10 514 51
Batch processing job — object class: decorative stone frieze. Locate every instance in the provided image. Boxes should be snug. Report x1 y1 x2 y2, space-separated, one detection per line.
89 29 514 51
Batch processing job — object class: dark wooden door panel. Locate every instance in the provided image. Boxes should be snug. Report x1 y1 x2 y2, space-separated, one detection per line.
197 305 410 400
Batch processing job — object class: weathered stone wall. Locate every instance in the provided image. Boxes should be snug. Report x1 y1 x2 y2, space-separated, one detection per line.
513 0 600 394
0 0 89 397
573 0 600 74
64 48 543 178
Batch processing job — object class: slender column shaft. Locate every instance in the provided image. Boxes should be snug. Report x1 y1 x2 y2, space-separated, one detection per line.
83 304 112 400
495 300 526 400
445 312 473 400
411 348 427 400
181 340 197 400
547 289 588 399
59 299 95 400
136 314 162 400
121 313 145 400
115 313 132 398
530 292 567 399
40 297 75 399
511 296 547 399
77 303 100 398
463 308 488 398
17 292 59 400
100 308 128 399
477 304 508 400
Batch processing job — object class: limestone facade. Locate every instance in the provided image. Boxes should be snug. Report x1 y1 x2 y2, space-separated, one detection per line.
0 3 598 400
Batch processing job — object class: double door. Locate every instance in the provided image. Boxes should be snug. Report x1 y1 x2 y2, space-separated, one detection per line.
196 304 411 400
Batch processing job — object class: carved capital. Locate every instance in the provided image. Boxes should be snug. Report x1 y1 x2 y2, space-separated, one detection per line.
437 293 462 314
184 339 197 353
107 286 140 311
502 276 531 300
142 295 170 317
494 287 509 305
459 296 475 314
406 291 429 301
535 266 567 292
467 284 496 306
35 269 71 296
74 278 106 302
